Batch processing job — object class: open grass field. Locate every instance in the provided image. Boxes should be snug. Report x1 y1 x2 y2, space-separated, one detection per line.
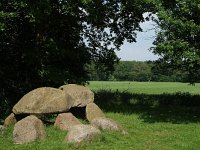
89 81 200 94
1 82 200 150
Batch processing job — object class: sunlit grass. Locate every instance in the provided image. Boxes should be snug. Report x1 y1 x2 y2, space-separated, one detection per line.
88 81 200 94
2 112 200 150
1 82 200 150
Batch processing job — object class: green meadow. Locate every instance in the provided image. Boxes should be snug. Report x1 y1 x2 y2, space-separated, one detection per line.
89 81 200 94
1 81 200 150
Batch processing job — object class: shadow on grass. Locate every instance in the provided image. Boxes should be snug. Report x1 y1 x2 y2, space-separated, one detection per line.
94 90 200 124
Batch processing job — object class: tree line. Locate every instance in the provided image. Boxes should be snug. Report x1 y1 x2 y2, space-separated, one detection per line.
87 61 195 82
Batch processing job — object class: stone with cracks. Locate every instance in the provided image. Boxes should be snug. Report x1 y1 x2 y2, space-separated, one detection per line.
65 124 101 143
59 84 94 107
13 115 46 144
12 87 73 114
86 103 105 122
91 117 128 134
4 113 17 126
54 113 81 131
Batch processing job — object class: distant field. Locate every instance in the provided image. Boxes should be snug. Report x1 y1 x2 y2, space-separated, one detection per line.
89 81 200 94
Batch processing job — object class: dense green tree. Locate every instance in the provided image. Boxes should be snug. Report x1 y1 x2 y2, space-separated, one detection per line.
113 61 152 81
151 60 190 82
87 60 191 82
0 0 151 117
87 61 153 81
151 0 200 83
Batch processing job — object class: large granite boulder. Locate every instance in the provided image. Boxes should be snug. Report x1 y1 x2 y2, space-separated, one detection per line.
65 124 101 143
59 84 94 107
13 115 46 144
4 113 17 126
86 103 105 122
54 113 81 131
12 87 73 114
91 117 128 134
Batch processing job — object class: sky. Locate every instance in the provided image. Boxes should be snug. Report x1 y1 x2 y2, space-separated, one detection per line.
115 19 160 61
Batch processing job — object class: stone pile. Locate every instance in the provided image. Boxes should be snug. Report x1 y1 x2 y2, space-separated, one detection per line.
2 84 127 144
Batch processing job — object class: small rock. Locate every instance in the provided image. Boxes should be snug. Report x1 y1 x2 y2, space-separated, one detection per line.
91 117 128 134
59 84 94 107
86 103 105 122
4 113 17 126
13 115 46 144
65 124 101 143
54 113 81 131
0 125 6 135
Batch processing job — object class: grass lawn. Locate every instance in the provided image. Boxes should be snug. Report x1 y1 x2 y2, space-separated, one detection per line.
1 81 200 150
89 81 200 94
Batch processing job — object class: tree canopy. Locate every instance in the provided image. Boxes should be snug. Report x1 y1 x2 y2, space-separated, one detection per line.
87 60 191 82
1 0 200 118
151 0 200 83
0 0 152 116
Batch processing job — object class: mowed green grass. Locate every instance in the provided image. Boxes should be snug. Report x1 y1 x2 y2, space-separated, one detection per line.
89 81 200 94
1 82 200 150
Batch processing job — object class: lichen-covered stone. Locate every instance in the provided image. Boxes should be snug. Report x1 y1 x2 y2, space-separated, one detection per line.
91 117 128 134
13 115 46 144
54 113 81 131
0 125 6 135
4 113 17 126
65 124 101 143
86 103 105 122
59 84 94 107
12 87 73 114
